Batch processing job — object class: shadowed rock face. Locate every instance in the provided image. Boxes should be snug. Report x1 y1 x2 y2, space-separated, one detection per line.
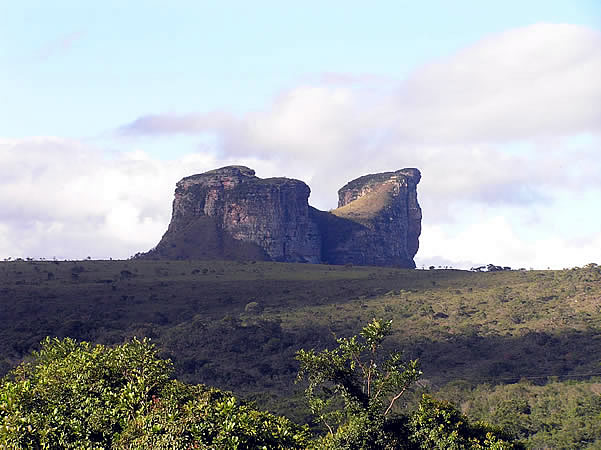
142 165 421 267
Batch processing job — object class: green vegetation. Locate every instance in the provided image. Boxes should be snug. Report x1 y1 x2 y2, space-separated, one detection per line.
1 259 601 447
437 379 601 449
0 337 310 449
1 323 520 448
296 318 422 447
296 319 517 449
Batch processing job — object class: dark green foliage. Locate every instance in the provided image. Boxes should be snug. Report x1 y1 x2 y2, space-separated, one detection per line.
408 395 520 449
296 319 419 447
0 337 310 449
0 337 169 448
297 319 517 449
0 331 518 449
118 381 311 449
1 260 601 446
437 380 601 449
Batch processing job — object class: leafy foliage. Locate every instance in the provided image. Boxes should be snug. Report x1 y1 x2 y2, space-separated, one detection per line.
1 259 601 447
408 395 519 449
0 337 310 449
297 319 517 449
118 381 311 449
437 379 601 449
0 337 169 448
297 319 420 434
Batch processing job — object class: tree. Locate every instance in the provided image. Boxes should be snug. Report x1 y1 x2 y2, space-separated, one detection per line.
296 318 520 449
296 318 421 448
0 337 310 449
409 395 519 449
1 324 521 449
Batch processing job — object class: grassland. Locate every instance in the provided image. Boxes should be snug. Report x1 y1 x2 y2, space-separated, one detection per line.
1 259 600 445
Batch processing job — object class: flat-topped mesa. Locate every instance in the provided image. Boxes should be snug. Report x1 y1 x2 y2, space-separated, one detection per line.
141 165 421 268
322 168 422 268
177 165 254 190
150 166 322 263
170 166 258 228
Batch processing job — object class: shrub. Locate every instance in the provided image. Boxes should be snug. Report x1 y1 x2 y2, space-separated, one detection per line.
296 319 520 449
0 337 309 449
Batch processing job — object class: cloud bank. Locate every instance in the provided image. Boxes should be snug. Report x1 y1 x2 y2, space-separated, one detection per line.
2 24 600 268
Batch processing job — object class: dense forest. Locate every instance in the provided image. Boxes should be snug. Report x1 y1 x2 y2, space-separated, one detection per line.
1 259 601 447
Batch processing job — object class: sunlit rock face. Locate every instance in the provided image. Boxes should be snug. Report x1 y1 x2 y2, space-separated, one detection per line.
146 166 322 263
323 168 422 268
142 165 421 268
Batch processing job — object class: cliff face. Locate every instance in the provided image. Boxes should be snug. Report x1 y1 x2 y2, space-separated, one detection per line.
324 168 422 268
142 165 421 268
148 166 321 263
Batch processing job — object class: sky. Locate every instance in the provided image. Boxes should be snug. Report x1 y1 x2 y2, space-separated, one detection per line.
1 1 600 269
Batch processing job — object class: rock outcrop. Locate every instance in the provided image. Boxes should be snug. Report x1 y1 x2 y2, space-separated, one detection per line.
146 166 321 263
141 165 421 268
316 168 421 268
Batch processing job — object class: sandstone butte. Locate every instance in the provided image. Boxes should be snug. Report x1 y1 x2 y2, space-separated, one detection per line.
139 165 422 268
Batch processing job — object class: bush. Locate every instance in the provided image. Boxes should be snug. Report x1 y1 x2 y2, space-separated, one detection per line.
244 301 263 314
0 337 310 449
296 319 520 449
0 323 522 449
408 395 519 449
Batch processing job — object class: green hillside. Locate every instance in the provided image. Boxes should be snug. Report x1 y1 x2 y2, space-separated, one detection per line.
1 259 600 446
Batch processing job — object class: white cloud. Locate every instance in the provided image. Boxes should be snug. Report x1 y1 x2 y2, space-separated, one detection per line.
2 24 600 268
394 23 601 143
120 24 601 145
0 138 214 259
118 24 601 206
417 217 601 270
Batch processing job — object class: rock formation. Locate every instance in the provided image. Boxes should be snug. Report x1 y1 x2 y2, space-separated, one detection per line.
146 166 321 263
141 165 421 268
317 168 421 268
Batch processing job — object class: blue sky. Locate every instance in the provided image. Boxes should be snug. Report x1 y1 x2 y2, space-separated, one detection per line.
1 1 600 268
2 1 599 137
